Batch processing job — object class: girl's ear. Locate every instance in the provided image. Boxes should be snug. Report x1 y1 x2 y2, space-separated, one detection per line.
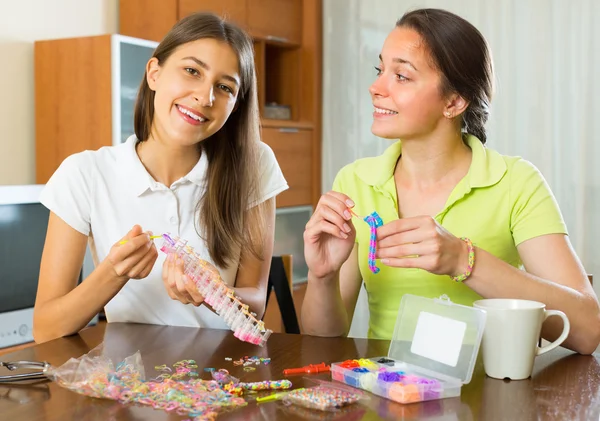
146 57 161 91
443 93 469 119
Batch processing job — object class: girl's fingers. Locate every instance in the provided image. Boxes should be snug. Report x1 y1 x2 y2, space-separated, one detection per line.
379 256 421 268
112 240 152 276
304 220 350 241
172 258 194 304
127 245 158 278
318 193 354 221
185 278 205 306
317 205 352 234
376 229 426 249
376 218 423 241
376 241 431 260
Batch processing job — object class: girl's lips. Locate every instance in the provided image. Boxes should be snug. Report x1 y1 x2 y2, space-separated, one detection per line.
176 104 209 125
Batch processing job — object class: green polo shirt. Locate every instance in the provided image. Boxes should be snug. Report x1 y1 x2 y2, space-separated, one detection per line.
333 135 568 340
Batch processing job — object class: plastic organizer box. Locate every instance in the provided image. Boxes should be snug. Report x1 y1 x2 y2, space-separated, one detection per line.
331 294 486 404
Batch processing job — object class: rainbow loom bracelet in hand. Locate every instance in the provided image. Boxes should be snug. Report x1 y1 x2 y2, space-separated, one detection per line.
364 212 383 274
452 237 475 282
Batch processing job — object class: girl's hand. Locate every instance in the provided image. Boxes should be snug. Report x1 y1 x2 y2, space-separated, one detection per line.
103 225 158 281
162 253 206 306
304 191 357 280
376 216 469 277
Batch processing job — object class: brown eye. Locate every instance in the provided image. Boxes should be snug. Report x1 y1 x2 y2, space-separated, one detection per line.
218 84 233 94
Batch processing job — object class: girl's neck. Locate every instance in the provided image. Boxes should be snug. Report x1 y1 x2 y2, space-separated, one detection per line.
395 132 472 190
137 134 201 187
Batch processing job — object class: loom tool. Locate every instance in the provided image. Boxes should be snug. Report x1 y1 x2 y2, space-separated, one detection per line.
159 233 273 346
119 235 163 245
283 362 331 376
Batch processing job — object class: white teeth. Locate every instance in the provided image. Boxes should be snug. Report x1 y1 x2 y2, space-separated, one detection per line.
177 105 207 122
374 107 398 115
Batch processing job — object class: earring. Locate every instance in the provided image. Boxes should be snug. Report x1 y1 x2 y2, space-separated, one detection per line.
444 111 452 118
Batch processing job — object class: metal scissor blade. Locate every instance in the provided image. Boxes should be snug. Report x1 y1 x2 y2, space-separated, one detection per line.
0 372 49 382
0 361 51 382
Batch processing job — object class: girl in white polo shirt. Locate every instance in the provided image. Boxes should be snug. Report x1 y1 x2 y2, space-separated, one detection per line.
33 12 288 343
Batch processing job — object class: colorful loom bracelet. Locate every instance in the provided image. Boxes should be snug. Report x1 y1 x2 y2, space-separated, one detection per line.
452 237 475 282
364 212 383 274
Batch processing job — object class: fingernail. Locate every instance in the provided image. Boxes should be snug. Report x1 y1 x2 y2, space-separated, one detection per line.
340 231 349 239
381 259 389 264
343 210 351 219
346 199 355 207
343 223 351 233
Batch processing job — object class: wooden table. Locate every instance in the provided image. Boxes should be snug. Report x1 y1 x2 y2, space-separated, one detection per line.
0 323 599 420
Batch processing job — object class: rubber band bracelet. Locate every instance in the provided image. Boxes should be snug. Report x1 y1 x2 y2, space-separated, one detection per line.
452 237 475 282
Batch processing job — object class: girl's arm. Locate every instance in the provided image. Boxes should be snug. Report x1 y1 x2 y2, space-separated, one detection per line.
33 213 157 343
378 215 600 355
463 234 600 354
301 191 364 337
302 245 363 337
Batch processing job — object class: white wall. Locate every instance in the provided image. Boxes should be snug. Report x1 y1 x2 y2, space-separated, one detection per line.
0 0 118 185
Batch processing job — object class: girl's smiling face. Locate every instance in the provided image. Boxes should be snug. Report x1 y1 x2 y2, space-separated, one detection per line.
369 27 448 140
146 38 241 146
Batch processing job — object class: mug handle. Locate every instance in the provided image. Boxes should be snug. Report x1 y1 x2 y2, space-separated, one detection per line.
537 310 570 356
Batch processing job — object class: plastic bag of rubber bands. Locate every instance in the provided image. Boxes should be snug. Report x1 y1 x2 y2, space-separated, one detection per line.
281 379 368 412
46 343 146 399
47 344 247 420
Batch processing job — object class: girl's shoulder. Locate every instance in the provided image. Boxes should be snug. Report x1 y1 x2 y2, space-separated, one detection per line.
57 138 133 178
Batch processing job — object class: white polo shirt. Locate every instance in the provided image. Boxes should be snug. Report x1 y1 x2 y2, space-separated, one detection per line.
40 135 288 329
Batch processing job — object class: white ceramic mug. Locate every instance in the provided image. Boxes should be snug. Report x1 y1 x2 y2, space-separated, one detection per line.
473 299 570 380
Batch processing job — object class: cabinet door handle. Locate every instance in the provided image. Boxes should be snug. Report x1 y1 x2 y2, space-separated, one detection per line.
279 128 299 133
266 35 289 43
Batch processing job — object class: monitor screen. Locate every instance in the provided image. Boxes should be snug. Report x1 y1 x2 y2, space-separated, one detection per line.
273 206 312 284
0 201 49 313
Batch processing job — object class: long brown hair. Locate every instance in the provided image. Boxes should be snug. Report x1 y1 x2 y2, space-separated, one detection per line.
397 9 494 144
133 12 264 268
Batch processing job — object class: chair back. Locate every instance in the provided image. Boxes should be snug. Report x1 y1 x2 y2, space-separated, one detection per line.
265 255 300 334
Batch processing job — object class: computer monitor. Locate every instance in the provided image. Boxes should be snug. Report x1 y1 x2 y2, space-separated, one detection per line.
0 185 47 313
0 185 88 348
273 206 312 284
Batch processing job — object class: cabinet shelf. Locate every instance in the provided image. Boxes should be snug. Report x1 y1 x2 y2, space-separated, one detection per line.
261 119 314 129
35 34 158 184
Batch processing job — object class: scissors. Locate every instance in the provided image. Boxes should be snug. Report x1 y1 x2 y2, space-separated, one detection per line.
0 361 51 382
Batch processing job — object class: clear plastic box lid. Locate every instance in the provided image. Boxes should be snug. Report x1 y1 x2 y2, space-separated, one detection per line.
388 294 487 384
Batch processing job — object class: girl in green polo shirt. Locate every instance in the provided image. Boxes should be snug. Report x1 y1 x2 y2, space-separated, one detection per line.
302 8 600 355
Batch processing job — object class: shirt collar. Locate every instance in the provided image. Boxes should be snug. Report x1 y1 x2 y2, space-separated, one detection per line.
119 135 208 197
353 134 506 189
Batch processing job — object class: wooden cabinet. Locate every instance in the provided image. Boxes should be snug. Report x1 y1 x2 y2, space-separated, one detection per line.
179 0 248 29
35 35 158 183
120 0 302 45
262 127 312 207
247 0 302 45
119 0 178 44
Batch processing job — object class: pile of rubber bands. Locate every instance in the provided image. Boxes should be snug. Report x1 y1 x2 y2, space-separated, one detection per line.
51 354 247 421
211 368 292 396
